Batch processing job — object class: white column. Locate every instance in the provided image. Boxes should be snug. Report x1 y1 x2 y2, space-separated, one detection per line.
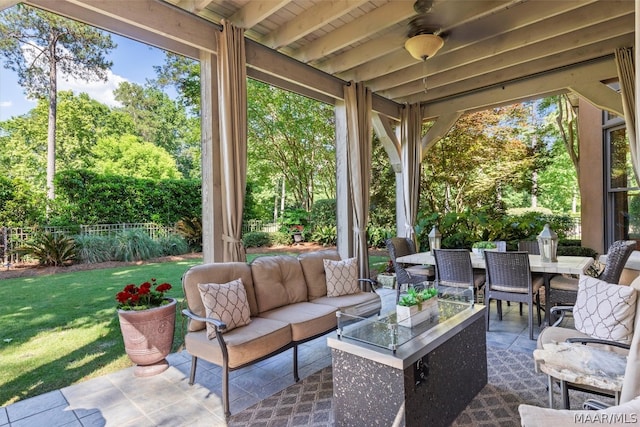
335 100 353 259
200 50 223 263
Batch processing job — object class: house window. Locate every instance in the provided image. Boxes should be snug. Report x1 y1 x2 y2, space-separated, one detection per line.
605 113 639 246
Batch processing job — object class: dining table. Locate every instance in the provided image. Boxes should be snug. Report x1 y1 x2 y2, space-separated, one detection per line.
395 251 594 326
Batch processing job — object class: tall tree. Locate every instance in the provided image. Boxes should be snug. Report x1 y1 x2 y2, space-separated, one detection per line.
0 4 115 201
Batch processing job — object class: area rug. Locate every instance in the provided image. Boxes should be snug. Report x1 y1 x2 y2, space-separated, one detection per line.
228 347 614 427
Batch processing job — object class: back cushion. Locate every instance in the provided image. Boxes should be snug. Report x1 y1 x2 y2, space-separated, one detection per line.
182 262 256 332
251 255 308 313
574 275 637 344
298 249 341 299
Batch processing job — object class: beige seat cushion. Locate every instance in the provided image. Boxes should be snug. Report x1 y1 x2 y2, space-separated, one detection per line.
311 291 381 318
550 275 579 291
518 396 640 427
259 302 337 341
184 316 291 368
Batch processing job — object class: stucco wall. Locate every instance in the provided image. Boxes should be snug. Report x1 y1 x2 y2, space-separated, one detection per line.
578 99 605 255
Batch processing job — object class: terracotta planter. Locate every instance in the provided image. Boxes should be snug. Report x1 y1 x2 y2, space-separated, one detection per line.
117 298 176 377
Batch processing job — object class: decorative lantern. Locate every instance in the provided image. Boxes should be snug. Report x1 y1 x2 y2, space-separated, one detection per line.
428 226 442 251
537 224 558 263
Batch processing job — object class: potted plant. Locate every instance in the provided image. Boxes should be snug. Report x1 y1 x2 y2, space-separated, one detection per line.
472 241 497 258
116 278 176 377
396 286 439 327
377 260 397 289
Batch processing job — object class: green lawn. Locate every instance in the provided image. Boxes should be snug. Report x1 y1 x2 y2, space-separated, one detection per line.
0 252 389 406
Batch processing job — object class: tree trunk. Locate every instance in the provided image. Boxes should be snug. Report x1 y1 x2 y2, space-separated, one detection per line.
46 51 58 201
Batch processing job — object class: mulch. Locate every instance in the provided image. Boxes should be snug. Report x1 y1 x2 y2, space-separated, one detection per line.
0 242 389 280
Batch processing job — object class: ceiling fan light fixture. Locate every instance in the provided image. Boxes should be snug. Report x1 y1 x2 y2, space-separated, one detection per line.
405 33 444 61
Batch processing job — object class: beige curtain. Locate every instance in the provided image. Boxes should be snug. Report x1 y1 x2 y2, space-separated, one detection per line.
615 47 637 182
218 20 247 262
401 103 422 249
620 294 640 403
344 82 372 280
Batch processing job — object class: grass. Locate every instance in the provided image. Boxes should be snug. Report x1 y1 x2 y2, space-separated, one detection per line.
0 251 390 407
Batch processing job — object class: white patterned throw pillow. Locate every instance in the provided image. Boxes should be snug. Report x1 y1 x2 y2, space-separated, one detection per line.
573 275 637 344
324 257 360 297
198 278 251 338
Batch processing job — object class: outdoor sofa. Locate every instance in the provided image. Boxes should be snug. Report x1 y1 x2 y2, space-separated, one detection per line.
181 249 381 418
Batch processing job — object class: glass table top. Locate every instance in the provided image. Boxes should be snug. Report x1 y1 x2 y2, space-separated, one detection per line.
336 284 474 352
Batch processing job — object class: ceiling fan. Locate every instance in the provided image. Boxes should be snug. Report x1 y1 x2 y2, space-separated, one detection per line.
404 0 444 61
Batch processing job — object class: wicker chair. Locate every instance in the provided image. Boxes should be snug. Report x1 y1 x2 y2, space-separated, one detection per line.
518 240 540 255
386 237 433 302
433 249 485 303
548 240 636 312
485 251 542 340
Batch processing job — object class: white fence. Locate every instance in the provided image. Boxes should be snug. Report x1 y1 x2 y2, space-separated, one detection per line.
242 220 279 234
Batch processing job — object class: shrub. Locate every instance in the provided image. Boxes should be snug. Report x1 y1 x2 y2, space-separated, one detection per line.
270 231 293 246
311 199 336 227
310 225 337 246
74 234 114 264
16 232 77 266
113 230 162 262
368 226 394 248
243 231 271 248
158 235 189 255
557 245 598 258
176 217 202 252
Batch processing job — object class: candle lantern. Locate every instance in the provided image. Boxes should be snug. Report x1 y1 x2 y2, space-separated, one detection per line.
428 226 442 251
537 224 558 263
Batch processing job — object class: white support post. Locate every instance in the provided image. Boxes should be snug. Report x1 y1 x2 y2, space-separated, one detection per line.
335 100 353 259
200 50 223 263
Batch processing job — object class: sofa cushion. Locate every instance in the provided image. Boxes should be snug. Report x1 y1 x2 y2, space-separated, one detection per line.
574 275 637 344
311 292 381 319
198 279 251 337
184 317 291 369
259 302 337 341
298 249 341 299
251 255 308 313
182 262 257 331
324 257 360 297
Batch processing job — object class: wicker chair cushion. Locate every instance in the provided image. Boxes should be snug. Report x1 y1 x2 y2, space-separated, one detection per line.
198 279 252 337
574 275 637 344
324 257 360 297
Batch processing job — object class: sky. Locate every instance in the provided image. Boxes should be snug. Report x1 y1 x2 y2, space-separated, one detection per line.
0 32 172 121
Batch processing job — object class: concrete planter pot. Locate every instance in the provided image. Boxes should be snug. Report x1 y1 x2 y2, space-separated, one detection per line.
396 297 438 328
377 273 396 289
118 298 177 377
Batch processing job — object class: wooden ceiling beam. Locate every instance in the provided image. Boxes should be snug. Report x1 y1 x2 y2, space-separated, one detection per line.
260 0 368 50
421 57 619 120
389 19 634 103
230 0 291 29
292 1 414 63
27 0 207 58
361 0 631 88
570 83 623 116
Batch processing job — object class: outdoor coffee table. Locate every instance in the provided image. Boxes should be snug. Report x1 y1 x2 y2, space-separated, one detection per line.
327 289 487 427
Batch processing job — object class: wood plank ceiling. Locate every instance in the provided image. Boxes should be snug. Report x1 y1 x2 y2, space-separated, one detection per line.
163 0 635 118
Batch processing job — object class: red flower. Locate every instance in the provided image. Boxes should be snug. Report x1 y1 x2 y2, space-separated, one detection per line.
116 278 173 310
156 283 172 293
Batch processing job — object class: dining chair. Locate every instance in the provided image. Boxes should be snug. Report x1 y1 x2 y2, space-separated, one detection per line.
518 240 540 255
386 237 433 302
547 240 636 312
433 249 485 303
484 251 543 340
